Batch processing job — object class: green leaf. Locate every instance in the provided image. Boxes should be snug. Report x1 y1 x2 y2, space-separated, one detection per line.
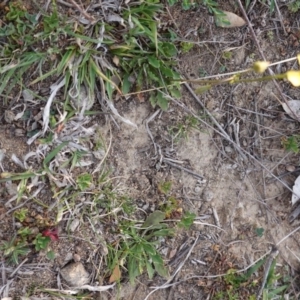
152 254 169 278
146 261 155 279
157 92 169 110
33 234 51 251
255 227 264 237
0 171 37 182
160 42 177 57
77 173 93 191
181 42 194 53
105 71 114 100
178 212 196 229
142 244 156 255
142 211 165 228
244 257 267 280
169 86 181 98
18 227 32 237
267 285 288 297
160 65 180 79
122 74 131 94
148 56 160 68
167 0 178 6
46 250 56 260
149 94 157 108
43 141 69 167
128 256 141 284
147 69 161 84
158 181 172 194
282 136 299 153
14 208 28 222
152 228 175 237
43 12 59 33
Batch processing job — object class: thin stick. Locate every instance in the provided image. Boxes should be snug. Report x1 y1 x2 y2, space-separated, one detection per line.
274 0 287 36
162 158 204 179
57 0 74 8
67 0 95 21
212 207 221 228
145 110 160 155
276 226 300 246
9 258 28 278
193 221 225 232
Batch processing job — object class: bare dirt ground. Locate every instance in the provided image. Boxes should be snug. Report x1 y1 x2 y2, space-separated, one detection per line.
2 1 300 299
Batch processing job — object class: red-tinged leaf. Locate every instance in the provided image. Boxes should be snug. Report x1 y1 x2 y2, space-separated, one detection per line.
109 264 121 283
42 228 59 241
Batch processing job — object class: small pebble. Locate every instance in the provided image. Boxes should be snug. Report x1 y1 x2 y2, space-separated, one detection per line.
225 146 233 153
14 127 25 136
286 165 295 172
69 218 80 232
4 110 15 123
60 262 90 286
194 186 201 194
142 203 149 211
73 253 81 262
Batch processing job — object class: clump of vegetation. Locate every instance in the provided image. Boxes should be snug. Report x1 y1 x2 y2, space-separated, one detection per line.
167 0 222 14
169 115 199 142
108 211 175 284
282 135 300 154
0 1 182 110
212 253 289 299
0 236 30 265
288 0 300 13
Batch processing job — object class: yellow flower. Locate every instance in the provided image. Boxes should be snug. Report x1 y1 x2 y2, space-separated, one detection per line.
286 70 300 87
252 61 270 73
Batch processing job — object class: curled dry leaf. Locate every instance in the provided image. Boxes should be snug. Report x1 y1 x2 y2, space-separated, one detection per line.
215 11 246 28
282 100 300 121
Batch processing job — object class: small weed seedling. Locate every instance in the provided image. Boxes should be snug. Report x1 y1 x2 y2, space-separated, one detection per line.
0 236 30 265
108 211 175 284
282 135 300 154
158 181 172 195
213 249 289 300
14 208 28 222
178 211 196 229
169 115 199 142
167 0 223 14
288 0 300 13
33 233 51 251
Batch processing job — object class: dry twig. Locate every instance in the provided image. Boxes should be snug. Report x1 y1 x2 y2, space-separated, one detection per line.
67 0 95 22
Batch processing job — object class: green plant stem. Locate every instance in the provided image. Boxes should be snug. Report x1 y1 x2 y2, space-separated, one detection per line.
177 72 287 85
233 73 287 84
